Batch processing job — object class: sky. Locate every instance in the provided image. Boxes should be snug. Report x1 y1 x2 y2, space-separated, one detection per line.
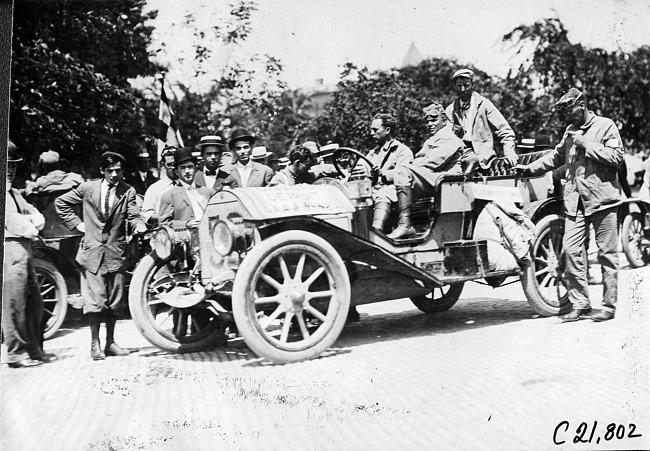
145 0 650 90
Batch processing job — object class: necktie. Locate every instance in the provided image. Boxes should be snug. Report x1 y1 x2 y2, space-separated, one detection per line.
104 184 114 216
204 169 216 176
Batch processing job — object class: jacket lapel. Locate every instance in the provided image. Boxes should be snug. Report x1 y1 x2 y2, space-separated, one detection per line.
90 180 105 220
106 181 128 220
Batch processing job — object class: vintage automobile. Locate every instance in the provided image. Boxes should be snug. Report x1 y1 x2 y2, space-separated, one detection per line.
129 148 569 363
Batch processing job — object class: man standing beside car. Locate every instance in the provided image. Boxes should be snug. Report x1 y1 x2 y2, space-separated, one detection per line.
141 147 179 225
2 140 54 368
56 151 147 360
445 68 518 170
515 88 623 322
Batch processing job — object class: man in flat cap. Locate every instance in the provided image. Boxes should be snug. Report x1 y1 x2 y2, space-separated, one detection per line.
3 140 54 368
26 150 84 197
445 68 518 170
381 102 465 239
125 149 157 196
516 88 623 322
194 135 231 191
224 128 273 188
56 151 147 359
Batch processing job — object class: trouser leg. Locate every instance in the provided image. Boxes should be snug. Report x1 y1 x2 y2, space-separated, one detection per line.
592 207 619 312
2 241 31 363
563 210 590 309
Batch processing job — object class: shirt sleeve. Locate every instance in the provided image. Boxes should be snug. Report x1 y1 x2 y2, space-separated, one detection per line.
584 120 624 168
4 191 43 238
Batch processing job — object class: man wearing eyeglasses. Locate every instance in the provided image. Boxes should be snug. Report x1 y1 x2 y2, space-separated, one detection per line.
515 88 623 322
445 68 518 170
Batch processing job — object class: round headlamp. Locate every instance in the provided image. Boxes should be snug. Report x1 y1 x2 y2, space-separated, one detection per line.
151 226 173 260
212 220 234 256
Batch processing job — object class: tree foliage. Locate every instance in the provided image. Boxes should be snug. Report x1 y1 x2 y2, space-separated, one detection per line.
503 18 650 150
301 60 501 152
10 0 159 175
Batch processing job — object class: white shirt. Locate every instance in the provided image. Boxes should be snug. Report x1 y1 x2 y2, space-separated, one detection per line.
100 179 118 215
236 161 253 187
179 180 206 220
141 178 176 221
458 96 477 142
5 184 44 239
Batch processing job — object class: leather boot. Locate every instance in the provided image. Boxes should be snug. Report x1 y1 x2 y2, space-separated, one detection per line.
371 202 391 233
89 313 105 360
104 313 129 357
387 186 416 239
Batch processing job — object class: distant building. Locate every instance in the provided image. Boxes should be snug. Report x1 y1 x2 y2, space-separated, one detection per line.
401 42 423 68
304 78 336 118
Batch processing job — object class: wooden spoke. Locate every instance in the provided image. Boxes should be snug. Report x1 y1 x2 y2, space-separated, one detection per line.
260 305 285 331
296 313 310 339
303 267 325 289
279 311 294 344
261 273 283 291
305 305 327 323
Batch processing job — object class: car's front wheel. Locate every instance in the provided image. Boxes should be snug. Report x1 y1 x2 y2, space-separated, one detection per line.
521 214 572 316
232 231 350 364
128 254 225 353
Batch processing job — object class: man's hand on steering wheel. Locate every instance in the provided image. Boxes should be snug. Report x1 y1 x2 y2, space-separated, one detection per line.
332 147 379 185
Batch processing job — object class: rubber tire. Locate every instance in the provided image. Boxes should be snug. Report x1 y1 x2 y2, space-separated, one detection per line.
410 283 464 313
622 212 646 268
35 259 68 340
232 231 351 364
128 254 224 353
521 214 572 316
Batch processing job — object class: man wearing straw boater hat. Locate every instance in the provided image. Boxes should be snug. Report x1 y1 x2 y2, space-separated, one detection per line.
194 135 231 191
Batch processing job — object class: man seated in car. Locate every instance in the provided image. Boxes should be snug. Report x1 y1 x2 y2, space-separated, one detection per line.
269 145 317 186
376 102 466 239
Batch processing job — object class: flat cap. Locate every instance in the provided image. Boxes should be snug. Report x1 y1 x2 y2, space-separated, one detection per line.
39 150 60 164
423 102 445 117
452 68 474 80
554 88 583 107
101 151 126 164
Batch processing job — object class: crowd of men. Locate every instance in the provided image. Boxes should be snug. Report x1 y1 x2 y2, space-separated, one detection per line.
2 68 630 368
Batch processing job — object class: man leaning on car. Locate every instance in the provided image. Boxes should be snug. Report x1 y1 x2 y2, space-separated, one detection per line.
515 88 623 322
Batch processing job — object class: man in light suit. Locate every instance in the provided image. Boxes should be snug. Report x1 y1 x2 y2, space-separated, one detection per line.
56 151 147 360
445 68 518 170
224 128 273 188
159 147 215 229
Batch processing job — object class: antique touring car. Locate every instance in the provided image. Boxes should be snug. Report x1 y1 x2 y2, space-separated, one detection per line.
129 148 569 363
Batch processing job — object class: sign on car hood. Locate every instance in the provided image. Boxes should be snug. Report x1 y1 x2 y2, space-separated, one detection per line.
208 184 355 220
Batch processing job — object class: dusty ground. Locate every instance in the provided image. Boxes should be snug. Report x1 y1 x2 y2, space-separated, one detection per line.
1 267 649 451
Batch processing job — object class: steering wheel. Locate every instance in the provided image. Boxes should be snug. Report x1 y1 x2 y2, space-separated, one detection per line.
332 147 379 185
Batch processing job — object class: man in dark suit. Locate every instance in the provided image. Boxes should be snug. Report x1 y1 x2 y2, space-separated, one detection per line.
56 151 147 360
159 147 216 228
193 135 231 191
224 128 273 188
125 150 157 196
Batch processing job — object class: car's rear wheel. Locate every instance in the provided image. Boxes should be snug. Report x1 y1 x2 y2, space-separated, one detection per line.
232 231 350 364
622 212 647 268
129 254 225 353
410 283 464 313
35 259 68 340
521 214 572 316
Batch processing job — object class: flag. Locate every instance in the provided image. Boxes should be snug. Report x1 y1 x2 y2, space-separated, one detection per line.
156 74 184 162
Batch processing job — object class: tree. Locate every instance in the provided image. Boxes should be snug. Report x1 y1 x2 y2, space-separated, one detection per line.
502 18 650 150
301 59 501 152
157 1 287 147
10 0 159 175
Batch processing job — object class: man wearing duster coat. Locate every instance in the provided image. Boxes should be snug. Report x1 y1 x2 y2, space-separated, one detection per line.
56 151 147 359
515 88 623 323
